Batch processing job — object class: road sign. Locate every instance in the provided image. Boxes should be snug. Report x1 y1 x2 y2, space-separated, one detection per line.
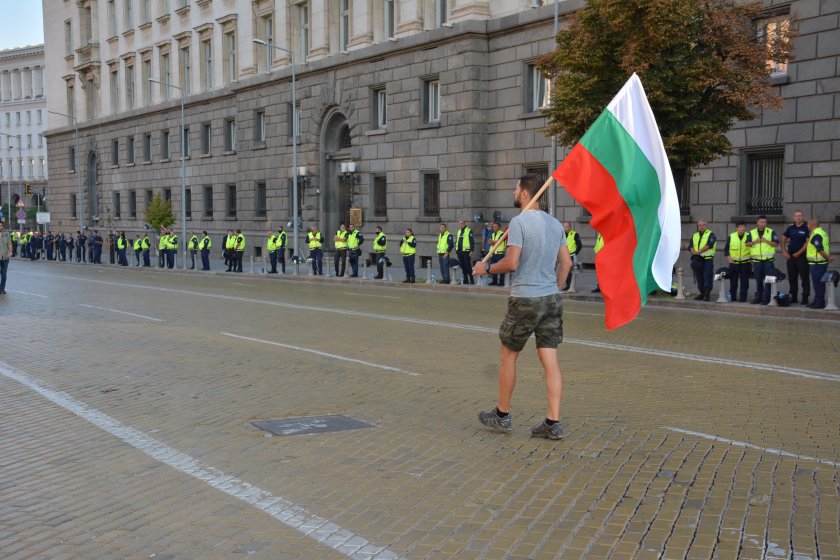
16 199 25 208
37 212 51 224
16 210 26 220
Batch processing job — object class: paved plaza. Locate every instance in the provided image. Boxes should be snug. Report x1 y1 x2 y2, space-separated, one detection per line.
1 259 838 560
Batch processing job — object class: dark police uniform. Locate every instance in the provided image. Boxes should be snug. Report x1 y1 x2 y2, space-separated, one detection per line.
783 221 810 304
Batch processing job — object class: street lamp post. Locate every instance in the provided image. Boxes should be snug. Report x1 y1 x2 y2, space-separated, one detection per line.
149 78 187 270
0 132 23 228
47 110 84 230
254 38 300 274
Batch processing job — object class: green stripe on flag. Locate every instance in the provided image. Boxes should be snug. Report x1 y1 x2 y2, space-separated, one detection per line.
580 111 663 304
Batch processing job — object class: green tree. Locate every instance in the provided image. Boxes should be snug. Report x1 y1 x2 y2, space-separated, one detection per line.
144 194 176 232
537 0 790 175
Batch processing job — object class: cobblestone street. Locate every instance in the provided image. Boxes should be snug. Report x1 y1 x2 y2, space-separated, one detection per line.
1 260 838 560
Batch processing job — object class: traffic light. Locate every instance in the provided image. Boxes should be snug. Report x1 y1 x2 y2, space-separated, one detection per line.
24 183 30 196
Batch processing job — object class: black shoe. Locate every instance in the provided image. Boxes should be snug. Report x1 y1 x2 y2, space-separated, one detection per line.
591 287 601 293
703 293 710 301
801 297 809 306
374 276 383 279
530 420 564 440
402 279 410 283
790 296 798 304
349 274 358 278
694 294 704 301
751 299 761 304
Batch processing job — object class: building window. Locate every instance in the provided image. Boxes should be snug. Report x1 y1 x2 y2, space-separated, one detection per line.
254 110 266 142
203 185 213 217
83 5 93 43
66 83 75 119
69 146 76 171
528 63 550 112
108 0 117 36
758 13 790 76
124 0 133 28
298 2 310 59
164 188 171 203
423 79 440 123
339 124 352 149
161 130 170 159
142 57 152 105
113 192 121 218
201 122 211 154
745 151 784 215
372 88 387 129
226 184 237 217
71 193 77 217
65 20 73 55
141 0 151 23
158 0 169 16
145 189 153 209
182 126 190 158
127 136 135 164
422 173 440 217
125 62 135 109
288 102 300 137
143 132 152 162
129 190 137 217
110 67 120 113
224 31 237 85
384 0 395 40
179 45 191 94
224 118 236 152
435 0 447 27
160 52 171 100
255 181 267 217
200 38 213 91
339 0 350 51
373 175 387 217
257 14 274 73
185 187 192 218
111 139 119 165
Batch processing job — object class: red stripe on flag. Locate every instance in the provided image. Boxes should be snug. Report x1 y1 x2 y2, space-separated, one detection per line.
553 144 641 330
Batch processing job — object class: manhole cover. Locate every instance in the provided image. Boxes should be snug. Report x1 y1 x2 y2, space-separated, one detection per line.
251 415 375 436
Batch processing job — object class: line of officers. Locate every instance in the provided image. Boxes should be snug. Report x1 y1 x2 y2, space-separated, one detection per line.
687 213 833 309
7 230 106 264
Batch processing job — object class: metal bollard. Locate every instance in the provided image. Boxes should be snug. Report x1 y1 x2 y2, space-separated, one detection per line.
326 256 334 277
765 276 779 306
362 260 368 279
426 263 432 284
567 268 578 294
825 275 838 311
716 276 728 303
307 258 314 276
674 267 686 300
262 256 267 275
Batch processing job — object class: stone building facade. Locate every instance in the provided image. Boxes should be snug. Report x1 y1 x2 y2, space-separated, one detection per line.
0 44 48 224
43 0 838 265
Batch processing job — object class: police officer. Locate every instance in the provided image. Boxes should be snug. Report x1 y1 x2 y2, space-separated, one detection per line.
20 230 30 259
276 226 287 274
724 221 752 302
373 225 388 279
92 230 103 263
400 228 417 283
806 218 832 309
225 229 236 271
591 232 604 293
45 231 55 261
562 222 581 290
116 231 128 266
267 230 279 273
133 234 143 266
746 215 778 305
347 223 363 277
58 232 68 262
456 219 475 285
188 231 199 270
690 220 716 301
307 226 324 275
76 230 86 262
66 233 74 262
158 230 169 267
782 210 810 305
489 222 507 286
334 223 348 277
166 229 179 269
142 232 151 267
436 223 454 284
234 229 245 273
200 230 212 270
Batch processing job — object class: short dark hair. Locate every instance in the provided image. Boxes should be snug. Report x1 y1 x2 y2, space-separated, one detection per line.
518 173 543 199
757 215 767 221
735 221 745 226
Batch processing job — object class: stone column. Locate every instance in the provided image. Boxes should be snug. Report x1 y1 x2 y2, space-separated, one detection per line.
22 67 32 98
11 69 20 99
0 70 9 100
450 0 490 22
308 0 331 60
397 0 424 36
349 0 374 50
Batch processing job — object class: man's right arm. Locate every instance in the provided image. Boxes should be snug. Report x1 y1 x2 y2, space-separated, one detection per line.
556 245 572 287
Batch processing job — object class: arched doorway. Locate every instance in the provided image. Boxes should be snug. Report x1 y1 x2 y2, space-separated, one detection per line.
87 151 98 219
320 110 352 244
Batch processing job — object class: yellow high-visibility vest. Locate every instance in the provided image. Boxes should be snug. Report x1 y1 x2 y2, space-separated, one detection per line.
806 227 830 264
692 230 716 259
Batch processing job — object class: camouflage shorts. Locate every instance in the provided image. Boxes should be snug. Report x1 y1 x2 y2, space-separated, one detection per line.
498 294 564 352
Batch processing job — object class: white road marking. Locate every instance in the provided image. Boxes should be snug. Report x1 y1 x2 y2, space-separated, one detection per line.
343 292 400 299
232 282 255 287
79 304 164 322
664 427 839 468
0 360 401 560
222 332 419 377
10 290 48 299
20 271 840 381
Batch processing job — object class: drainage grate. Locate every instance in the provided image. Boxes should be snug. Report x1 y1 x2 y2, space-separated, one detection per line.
251 415 375 437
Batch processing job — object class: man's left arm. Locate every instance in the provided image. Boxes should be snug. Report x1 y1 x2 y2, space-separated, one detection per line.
769 231 779 247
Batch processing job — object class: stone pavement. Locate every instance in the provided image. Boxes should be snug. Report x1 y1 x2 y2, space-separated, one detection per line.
1 259 838 560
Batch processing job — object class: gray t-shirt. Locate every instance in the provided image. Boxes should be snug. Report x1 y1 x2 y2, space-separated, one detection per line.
0 231 11 260
507 210 565 297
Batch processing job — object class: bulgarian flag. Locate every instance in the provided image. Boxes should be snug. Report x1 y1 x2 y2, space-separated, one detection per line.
553 73 681 330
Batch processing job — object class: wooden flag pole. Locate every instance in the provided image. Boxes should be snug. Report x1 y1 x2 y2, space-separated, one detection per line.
479 176 555 265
